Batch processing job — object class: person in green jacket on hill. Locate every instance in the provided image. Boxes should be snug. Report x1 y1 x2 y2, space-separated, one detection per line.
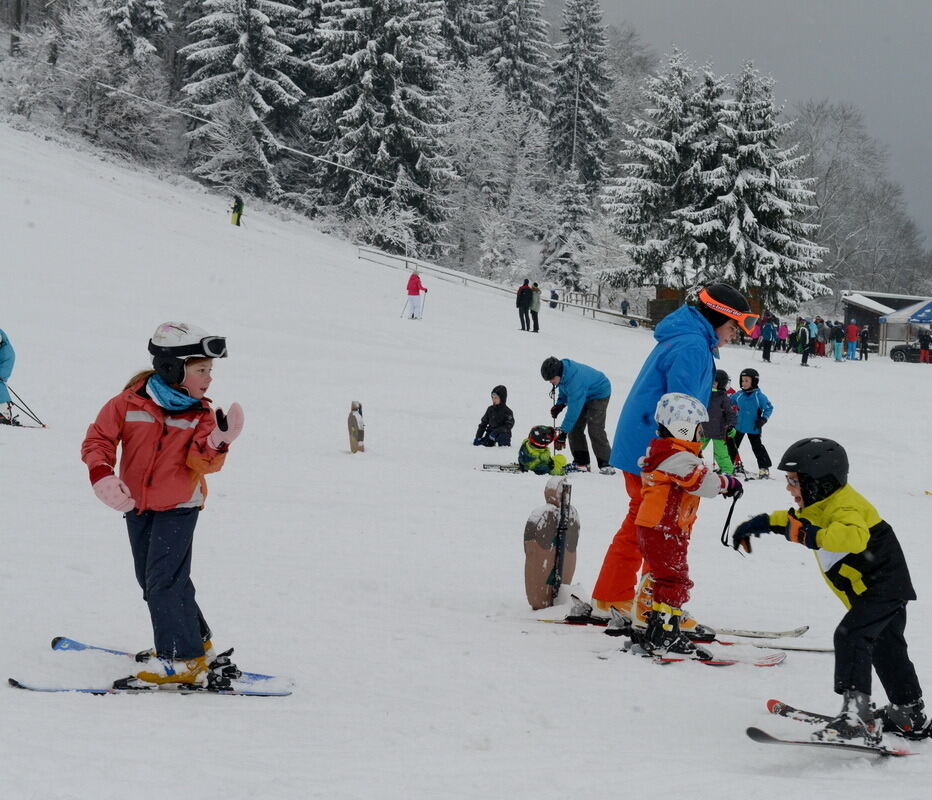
529 282 542 332
732 437 929 746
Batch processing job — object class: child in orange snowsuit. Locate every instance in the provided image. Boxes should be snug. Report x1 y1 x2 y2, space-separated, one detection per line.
633 393 742 656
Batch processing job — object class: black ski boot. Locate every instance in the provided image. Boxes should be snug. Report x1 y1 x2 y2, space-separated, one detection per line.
635 603 713 660
881 699 931 740
812 690 881 746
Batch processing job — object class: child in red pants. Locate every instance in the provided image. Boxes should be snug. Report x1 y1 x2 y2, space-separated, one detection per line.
632 393 743 658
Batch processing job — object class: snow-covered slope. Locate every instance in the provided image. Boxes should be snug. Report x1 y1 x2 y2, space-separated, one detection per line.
1 122 930 799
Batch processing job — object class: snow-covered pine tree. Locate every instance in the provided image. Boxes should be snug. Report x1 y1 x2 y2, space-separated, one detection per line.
440 0 487 65
541 180 590 289
181 0 304 197
103 0 171 59
673 66 729 287
600 49 698 290
483 0 552 121
547 0 612 193
702 63 829 311
278 0 323 90
307 0 454 256
477 206 516 281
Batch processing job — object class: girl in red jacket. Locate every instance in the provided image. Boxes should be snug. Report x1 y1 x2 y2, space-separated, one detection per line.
405 270 427 319
81 322 244 690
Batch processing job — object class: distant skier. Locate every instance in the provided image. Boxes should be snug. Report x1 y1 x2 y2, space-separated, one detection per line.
529 282 542 332
0 327 16 424
701 369 737 475
473 385 514 447
516 279 532 331
405 270 427 319
81 322 244 691
549 288 559 309
918 328 931 364
230 195 244 226
733 437 929 745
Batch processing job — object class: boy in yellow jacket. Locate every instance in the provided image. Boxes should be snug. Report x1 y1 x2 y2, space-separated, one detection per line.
733 437 928 744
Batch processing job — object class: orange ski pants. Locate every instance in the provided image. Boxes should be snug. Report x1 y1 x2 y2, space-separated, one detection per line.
591 470 645 608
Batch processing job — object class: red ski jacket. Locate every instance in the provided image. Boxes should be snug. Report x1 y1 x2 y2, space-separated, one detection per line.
81 382 227 512
407 274 425 295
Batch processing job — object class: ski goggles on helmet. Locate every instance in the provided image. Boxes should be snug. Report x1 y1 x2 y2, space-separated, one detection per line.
697 288 759 335
148 335 227 360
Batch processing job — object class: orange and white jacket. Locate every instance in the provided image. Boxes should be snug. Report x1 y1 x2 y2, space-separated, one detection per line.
81 381 227 512
635 438 724 534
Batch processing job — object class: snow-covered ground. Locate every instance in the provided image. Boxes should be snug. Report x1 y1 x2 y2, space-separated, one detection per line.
2 121 930 799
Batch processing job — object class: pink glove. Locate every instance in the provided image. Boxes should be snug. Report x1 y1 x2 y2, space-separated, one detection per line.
207 402 244 450
721 475 744 498
93 475 136 512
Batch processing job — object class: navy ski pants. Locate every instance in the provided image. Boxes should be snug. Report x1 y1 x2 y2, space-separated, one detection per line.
126 507 211 660
834 598 922 704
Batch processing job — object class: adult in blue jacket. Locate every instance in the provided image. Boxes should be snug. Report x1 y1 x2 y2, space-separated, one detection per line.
591 284 756 618
540 357 612 471
0 328 16 424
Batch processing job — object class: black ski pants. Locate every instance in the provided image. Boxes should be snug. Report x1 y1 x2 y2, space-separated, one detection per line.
567 396 612 468
530 310 539 332
518 307 531 331
732 431 771 469
126 507 211 660
834 598 922 705
761 339 773 362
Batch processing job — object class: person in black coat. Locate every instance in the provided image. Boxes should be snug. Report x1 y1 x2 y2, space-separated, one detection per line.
516 280 533 331
473 385 515 446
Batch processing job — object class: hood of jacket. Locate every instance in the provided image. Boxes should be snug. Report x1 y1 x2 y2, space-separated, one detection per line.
654 305 720 351
492 384 507 404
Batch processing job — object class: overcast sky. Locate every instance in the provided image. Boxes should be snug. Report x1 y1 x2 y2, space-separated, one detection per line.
573 1 930 240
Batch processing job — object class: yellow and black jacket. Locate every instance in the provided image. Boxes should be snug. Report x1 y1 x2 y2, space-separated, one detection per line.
768 483 915 609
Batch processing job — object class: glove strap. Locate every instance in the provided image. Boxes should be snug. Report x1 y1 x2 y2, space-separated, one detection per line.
720 493 741 549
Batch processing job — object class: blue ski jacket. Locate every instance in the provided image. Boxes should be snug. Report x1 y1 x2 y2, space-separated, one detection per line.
609 305 719 474
0 328 14 405
731 387 773 435
555 359 611 434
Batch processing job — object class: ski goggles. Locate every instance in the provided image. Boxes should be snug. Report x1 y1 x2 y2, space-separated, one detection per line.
697 288 759 336
148 336 227 360
786 476 801 487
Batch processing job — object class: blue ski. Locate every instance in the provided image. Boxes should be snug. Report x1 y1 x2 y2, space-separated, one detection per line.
50 636 279 684
8 677 290 696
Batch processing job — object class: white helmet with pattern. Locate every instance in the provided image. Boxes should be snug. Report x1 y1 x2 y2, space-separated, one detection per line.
148 322 227 384
654 392 708 441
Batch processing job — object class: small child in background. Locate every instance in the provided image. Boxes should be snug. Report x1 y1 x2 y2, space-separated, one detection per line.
630 393 742 659
518 426 567 475
731 368 773 479
733 438 929 745
701 369 737 475
473 385 514 447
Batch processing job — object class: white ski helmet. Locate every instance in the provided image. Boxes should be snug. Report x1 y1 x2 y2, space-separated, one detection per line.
654 392 708 441
148 322 227 384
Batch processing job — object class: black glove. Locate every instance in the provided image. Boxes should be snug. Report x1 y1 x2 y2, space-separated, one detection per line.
550 403 566 419
553 430 567 451
732 513 774 553
785 509 820 549
721 475 743 499
755 414 767 428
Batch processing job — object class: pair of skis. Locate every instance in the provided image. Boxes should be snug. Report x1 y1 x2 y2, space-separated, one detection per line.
8 636 291 696
749 699 919 757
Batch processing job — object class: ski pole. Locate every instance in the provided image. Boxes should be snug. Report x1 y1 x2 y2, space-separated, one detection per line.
420 291 427 318
6 385 45 426
400 298 410 318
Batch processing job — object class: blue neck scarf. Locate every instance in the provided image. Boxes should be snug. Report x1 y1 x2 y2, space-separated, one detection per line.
146 374 201 411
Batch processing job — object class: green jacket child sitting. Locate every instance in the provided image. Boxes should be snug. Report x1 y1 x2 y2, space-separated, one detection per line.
519 426 568 475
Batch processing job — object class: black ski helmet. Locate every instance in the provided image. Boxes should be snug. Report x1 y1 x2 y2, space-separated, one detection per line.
697 283 756 334
540 357 563 381
714 369 730 388
778 437 848 506
148 322 227 385
529 425 556 447
739 367 759 389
